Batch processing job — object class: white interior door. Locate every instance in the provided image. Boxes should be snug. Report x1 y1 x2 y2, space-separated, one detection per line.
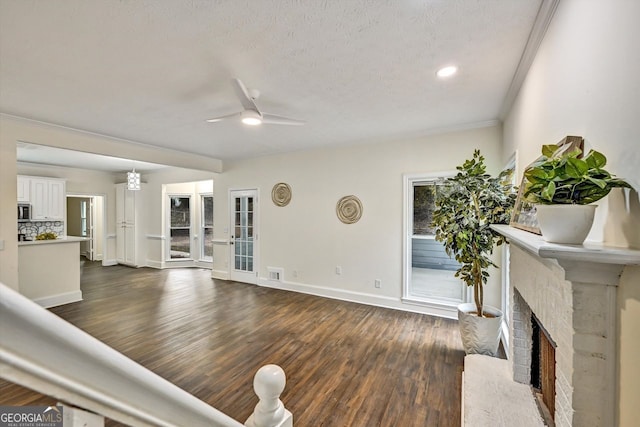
83 198 94 260
229 189 258 284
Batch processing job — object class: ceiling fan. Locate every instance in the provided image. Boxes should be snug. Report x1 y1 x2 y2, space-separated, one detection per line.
206 78 305 126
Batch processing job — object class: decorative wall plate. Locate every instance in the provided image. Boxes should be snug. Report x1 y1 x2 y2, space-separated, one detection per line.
336 195 363 224
272 182 292 207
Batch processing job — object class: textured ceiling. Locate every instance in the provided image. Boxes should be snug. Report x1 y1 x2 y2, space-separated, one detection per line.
1 0 543 162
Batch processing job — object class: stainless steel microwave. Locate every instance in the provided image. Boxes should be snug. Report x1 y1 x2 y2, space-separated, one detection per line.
18 203 31 222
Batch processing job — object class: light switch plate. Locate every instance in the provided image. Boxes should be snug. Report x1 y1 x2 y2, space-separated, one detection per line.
0 239 4 251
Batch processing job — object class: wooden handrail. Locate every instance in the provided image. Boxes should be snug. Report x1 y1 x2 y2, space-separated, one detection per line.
0 283 291 427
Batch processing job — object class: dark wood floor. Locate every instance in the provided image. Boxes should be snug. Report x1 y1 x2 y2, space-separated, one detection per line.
0 261 466 426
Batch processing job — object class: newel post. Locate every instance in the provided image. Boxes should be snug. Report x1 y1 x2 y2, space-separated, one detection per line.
245 364 293 427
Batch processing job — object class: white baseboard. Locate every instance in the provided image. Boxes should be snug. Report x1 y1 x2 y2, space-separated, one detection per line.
146 260 164 269
400 298 459 319
257 277 457 318
102 259 117 266
162 260 195 269
34 290 83 308
194 260 212 269
212 269 229 280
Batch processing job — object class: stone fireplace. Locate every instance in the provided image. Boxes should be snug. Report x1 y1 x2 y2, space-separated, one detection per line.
492 225 640 427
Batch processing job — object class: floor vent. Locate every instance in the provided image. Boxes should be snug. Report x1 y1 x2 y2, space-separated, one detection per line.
267 267 284 282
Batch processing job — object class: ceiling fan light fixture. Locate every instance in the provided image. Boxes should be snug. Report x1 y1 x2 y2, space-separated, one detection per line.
436 65 458 78
241 110 262 126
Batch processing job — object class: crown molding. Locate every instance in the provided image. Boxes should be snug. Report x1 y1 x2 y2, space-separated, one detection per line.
500 0 561 119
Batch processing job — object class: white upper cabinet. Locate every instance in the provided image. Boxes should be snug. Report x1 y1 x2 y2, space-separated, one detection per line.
29 177 66 221
17 176 31 202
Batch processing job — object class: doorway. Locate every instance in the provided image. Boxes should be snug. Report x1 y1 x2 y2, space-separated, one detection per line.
66 194 105 262
229 189 258 284
402 174 467 314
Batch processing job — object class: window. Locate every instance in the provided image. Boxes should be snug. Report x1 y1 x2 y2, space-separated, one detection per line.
169 196 191 259
201 195 213 261
411 181 460 271
413 182 441 236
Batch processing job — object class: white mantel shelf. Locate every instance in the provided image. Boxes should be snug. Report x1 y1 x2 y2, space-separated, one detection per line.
491 225 640 265
491 224 640 285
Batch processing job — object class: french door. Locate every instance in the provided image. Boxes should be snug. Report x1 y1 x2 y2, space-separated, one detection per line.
229 189 258 284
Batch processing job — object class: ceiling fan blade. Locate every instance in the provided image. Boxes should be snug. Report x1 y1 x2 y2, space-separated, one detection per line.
261 113 305 126
205 112 241 123
232 78 259 112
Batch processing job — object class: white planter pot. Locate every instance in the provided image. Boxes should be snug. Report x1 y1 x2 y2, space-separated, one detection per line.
457 303 503 356
535 204 597 244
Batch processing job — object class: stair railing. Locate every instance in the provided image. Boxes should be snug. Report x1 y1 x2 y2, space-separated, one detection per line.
0 283 292 427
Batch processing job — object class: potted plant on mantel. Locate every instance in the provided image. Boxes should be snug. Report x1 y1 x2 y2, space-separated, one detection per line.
523 144 631 244
432 150 516 356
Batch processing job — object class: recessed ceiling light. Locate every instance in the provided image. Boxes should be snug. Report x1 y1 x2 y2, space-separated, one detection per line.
436 65 458 78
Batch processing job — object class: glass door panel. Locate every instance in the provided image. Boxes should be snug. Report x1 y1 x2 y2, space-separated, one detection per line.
229 190 258 284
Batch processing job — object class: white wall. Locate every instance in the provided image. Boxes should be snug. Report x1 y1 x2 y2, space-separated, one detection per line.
502 0 640 423
214 125 504 314
0 128 18 290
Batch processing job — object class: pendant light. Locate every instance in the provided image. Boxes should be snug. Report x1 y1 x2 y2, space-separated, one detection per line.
127 162 141 190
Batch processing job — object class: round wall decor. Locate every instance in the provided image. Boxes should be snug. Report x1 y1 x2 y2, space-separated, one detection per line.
272 182 292 207
336 195 363 224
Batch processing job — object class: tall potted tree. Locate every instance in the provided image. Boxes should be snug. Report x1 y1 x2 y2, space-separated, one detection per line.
431 150 516 355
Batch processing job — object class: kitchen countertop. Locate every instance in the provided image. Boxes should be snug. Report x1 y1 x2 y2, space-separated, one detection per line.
18 236 89 246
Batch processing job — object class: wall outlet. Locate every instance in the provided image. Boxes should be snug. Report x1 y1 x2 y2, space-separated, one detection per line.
292 270 298 278
335 266 342 275
374 279 381 288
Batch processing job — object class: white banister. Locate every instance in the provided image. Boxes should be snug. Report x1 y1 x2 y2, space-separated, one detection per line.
0 283 292 427
245 365 292 427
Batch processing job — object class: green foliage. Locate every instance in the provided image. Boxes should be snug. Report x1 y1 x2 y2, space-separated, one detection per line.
523 144 631 205
431 150 517 316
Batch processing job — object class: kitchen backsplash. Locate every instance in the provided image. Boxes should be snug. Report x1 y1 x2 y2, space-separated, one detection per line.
18 221 64 240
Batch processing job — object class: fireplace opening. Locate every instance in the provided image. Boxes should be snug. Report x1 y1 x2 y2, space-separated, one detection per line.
531 314 556 425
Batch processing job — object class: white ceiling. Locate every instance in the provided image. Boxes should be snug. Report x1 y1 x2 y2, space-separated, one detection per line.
1 0 544 164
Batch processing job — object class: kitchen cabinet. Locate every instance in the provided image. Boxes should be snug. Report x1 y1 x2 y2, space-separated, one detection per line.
30 177 66 221
17 176 31 202
116 183 146 267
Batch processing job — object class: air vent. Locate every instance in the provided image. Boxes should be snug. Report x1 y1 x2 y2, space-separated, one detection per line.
267 267 284 282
